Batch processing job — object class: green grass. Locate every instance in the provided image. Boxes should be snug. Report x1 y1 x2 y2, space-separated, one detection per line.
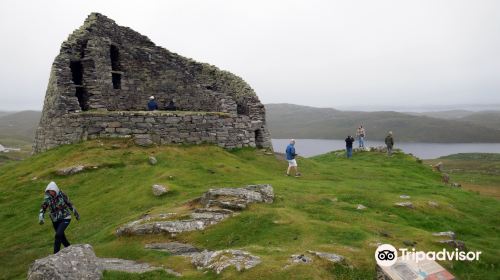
425 153 500 198
0 140 498 279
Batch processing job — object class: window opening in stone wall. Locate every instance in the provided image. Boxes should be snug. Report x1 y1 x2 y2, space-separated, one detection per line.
70 61 83 85
255 129 264 148
110 45 121 71
112 73 121 89
75 87 89 111
237 104 249 115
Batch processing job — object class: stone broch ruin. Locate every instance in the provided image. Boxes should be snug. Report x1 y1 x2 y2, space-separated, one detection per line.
33 13 271 153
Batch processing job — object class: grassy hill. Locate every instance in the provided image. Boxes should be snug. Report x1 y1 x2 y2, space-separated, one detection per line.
0 110 41 142
266 103 500 142
425 153 500 199
0 140 498 279
0 111 41 161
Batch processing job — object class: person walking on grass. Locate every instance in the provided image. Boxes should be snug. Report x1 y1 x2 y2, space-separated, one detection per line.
38 181 80 254
285 139 301 177
356 125 366 148
385 131 394 156
345 135 355 158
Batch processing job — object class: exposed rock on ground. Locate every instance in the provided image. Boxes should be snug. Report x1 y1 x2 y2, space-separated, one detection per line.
442 173 450 184
370 146 387 153
117 185 273 236
356 204 367 210
56 165 87 176
428 201 439 208
433 162 443 172
145 242 199 256
289 254 313 264
307 251 345 263
28 244 180 279
200 184 274 210
433 231 456 239
438 240 467 250
191 249 261 274
399 195 411 199
28 244 102 280
152 184 168 196
149 156 157 165
98 258 180 276
395 201 414 209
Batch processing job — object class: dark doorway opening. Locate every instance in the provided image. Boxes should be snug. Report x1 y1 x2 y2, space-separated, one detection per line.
75 87 89 111
70 61 83 85
112 73 121 89
255 129 264 148
110 45 121 71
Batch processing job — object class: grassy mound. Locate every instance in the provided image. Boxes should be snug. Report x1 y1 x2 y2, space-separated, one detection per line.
0 140 498 279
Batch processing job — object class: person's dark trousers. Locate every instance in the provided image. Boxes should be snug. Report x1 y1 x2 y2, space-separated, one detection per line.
346 147 353 158
52 219 71 253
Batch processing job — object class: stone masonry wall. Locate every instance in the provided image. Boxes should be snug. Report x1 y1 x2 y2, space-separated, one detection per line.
34 13 271 153
35 111 265 152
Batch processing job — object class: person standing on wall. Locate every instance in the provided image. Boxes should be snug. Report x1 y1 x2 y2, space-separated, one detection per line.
356 125 366 148
285 139 301 177
147 96 158 111
345 135 355 158
385 131 394 156
38 182 80 254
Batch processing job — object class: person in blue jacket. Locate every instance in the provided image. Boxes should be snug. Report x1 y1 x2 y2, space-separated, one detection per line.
285 139 301 177
147 96 158 111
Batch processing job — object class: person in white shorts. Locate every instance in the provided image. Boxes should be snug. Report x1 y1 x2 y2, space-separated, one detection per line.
285 139 301 177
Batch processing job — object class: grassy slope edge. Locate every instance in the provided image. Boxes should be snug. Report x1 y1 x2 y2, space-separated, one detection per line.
0 140 498 279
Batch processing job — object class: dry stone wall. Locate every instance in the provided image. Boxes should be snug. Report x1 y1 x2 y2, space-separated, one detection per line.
34 13 271 153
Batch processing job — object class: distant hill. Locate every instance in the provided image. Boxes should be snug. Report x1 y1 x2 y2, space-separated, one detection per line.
459 111 500 130
0 110 41 142
265 103 500 142
407 110 476 119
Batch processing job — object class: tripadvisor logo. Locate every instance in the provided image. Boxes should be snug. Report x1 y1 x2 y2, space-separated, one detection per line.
375 244 482 267
375 244 398 267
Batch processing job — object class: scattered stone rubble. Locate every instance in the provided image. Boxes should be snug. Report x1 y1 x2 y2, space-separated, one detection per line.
152 184 168 196
56 165 87 176
27 244 179 280
117 184 274 236
191 249 261 274
148 156 157 165
395 201 414 209
432 231 467 250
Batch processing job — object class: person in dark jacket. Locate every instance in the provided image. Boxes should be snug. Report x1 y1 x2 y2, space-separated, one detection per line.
385 131 394 156
345 135 355 158
147 96 158 111
285 139 301 177
39 182 80 254
165 100 177 111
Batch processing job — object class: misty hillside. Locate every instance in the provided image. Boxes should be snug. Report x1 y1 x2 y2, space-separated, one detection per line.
409 110 500 130
459 111 500 130
0 110 41 142
265 104 500 142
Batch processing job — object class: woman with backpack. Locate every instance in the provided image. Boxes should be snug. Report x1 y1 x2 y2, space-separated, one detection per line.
38 181 80 254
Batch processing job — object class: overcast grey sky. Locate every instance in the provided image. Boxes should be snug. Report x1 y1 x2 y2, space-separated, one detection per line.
0 0 499 111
